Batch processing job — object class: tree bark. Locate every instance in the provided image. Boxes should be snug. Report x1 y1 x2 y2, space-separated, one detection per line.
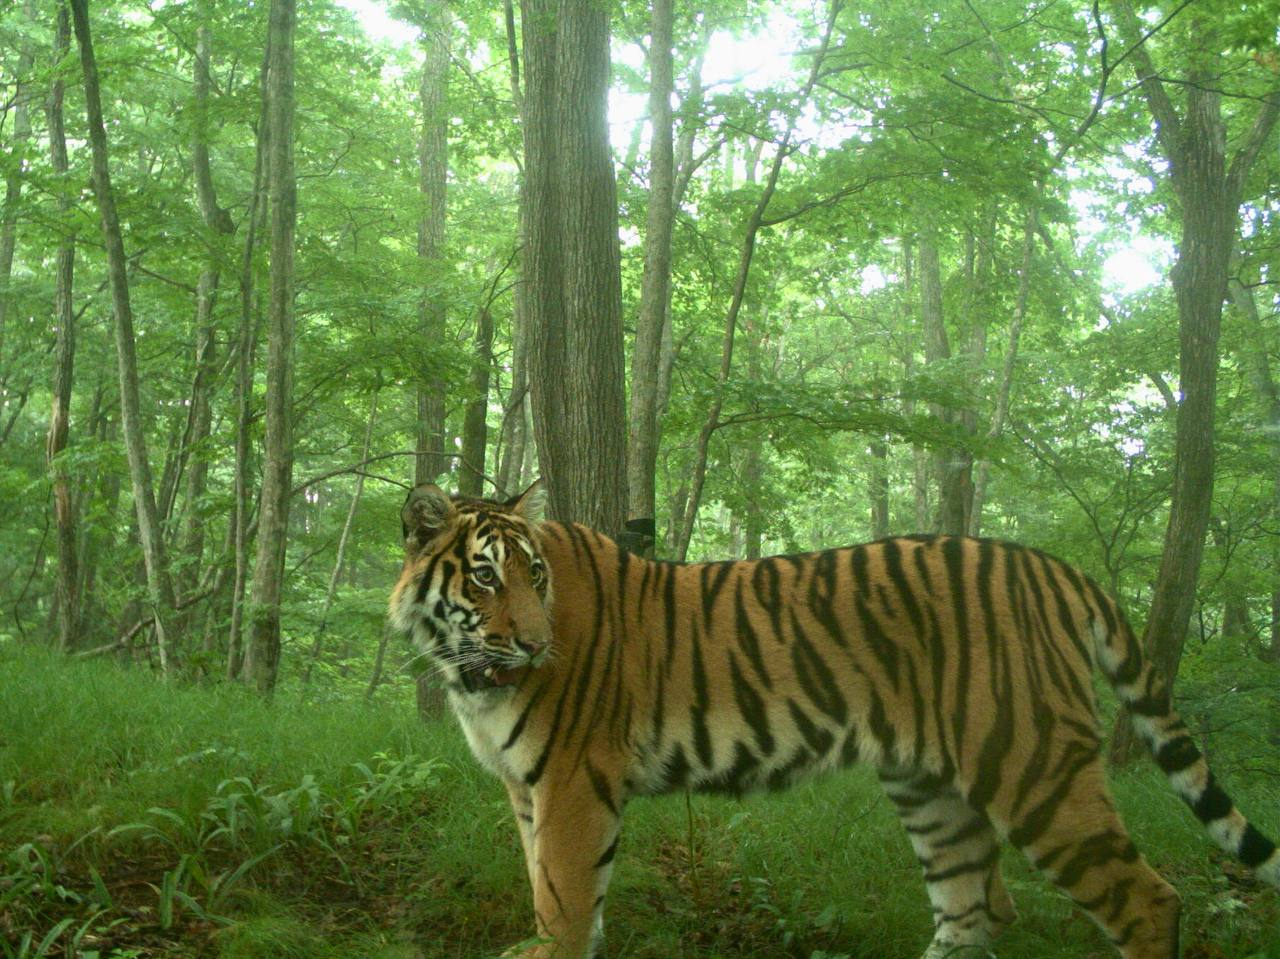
1109 1 1280 762
626 0 674 544
0 0 37 371
227 40 272 679
520 0 628 533
243 0 296 694
414 7 451 486
458 305 493 497
918 229 970 536
71 0 177 671
869 434 889 540
46 0 80 653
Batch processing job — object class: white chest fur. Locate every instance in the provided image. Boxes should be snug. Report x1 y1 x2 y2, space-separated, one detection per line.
449 690 532 783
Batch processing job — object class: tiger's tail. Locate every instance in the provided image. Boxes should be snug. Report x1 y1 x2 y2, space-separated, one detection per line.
1089 610 1280 888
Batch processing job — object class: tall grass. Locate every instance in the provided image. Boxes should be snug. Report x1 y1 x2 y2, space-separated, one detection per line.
1 643 1278 958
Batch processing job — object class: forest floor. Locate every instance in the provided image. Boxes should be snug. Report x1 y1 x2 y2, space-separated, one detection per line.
1 645 1279 959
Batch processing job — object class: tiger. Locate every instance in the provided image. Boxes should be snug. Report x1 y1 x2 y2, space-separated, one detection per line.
387 480 1280 959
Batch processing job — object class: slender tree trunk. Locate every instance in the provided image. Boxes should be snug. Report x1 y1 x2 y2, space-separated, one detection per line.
71 0 176 671
521 0 628 533
304 389 378 683
675 5 840 560
415 8 451 486
458 305 493 496
0 0 37 371
243 0 296 694
919 229 970 536
496 297 529 497
495 0 528 500
46 1 80 653
969 210 1035 536
228 40 272 679
364 624 393 702
736 154 766 561
176 19 235 626
1228 276 1280 661
626 0 674 545
869 435 889 540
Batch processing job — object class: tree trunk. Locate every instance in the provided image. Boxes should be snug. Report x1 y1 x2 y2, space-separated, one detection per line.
969 209 1035 537
175 19 235 632
71 0 177 671
227 40 272 680
869 434 889 540
496 290 529 497
520 0 628 533
304 389 378 683
46 0 80 653
495 0 528 501
243 0 296 694
626 0 674 545
0 0 37 371
918 229 969 536
674 5 839 560
1109 1 1280 763
1228 276 1280 661
458 305 493 497
415 7 451 486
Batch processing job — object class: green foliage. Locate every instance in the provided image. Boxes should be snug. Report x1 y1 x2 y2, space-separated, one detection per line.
2 646 1280 956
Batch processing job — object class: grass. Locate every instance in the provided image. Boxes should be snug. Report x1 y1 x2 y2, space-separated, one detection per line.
1 643 1278 958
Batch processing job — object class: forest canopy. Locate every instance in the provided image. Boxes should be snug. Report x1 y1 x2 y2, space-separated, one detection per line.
0 0 1278 708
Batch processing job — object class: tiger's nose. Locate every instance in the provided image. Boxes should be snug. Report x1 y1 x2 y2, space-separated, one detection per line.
515 637 547 658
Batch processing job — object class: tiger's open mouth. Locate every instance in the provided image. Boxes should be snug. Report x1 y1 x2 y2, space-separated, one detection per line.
459 657 525 693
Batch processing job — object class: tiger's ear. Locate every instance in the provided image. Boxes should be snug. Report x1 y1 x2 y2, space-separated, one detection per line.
509 478 546 525
401 483 454 545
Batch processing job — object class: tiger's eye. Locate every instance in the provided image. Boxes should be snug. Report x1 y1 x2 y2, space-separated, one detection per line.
472 566 499 588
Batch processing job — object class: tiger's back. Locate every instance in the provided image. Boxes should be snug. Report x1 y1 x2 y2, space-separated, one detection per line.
389 484 1279 959
531 527 1107 803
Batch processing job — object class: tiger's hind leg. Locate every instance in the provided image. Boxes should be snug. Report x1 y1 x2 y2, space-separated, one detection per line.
879 769 1017 959
990 755 1180 959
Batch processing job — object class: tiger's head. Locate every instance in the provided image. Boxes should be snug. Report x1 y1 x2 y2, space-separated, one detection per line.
389 480 552 694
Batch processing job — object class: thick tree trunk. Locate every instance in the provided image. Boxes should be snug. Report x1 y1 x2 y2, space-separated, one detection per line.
458 306 493 497
415 8 451 486
244 0 296 694
46 1 80 653
71 0 177 671
626 0 674 544
1109 2 1279 762
0 0 37 371
520 0 628 533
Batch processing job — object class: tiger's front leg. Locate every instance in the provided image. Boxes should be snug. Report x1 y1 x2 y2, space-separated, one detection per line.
512 763 624 959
